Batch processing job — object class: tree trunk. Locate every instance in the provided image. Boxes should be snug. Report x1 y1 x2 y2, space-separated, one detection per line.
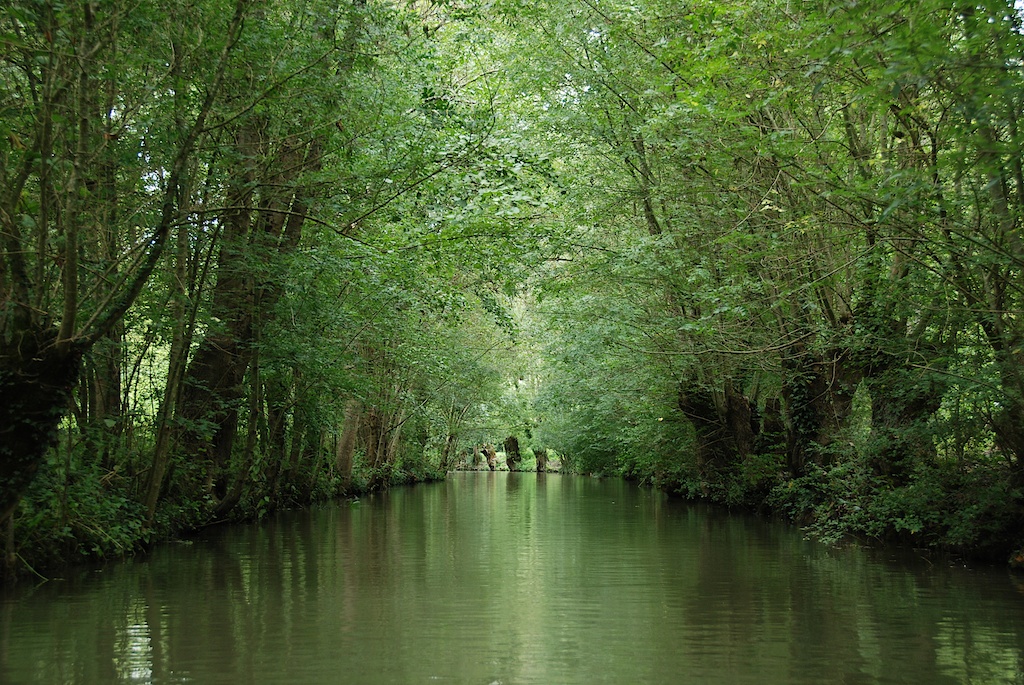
143 222 200 523
172 121 260 501
781 345 861 474
283 406 307 492
362 406 387 475
852 291 949 481
0 330 82 524
677 379 758 477
262 373 292 502
81 325 123 470
176 332 251 500
535 448 549 473
211 360 262 520
172 126 318 507
336 399 361 490
504 436 521 471
384 407 405 468
440 433 459 472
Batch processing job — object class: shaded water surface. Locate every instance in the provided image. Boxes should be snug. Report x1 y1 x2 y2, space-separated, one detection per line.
3 472 1024 684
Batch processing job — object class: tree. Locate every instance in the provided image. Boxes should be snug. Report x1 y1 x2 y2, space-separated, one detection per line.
0 0 248 524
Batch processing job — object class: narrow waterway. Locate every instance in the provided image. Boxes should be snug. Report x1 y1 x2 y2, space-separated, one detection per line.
2 472 1023 684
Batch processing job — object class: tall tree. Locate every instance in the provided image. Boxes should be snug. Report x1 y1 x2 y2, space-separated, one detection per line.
0 0 248 523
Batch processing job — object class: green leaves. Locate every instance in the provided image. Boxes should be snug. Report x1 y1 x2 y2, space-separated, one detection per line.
5 0 1024 573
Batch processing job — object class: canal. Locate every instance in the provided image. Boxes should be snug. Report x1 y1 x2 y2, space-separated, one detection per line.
2 472 1023 683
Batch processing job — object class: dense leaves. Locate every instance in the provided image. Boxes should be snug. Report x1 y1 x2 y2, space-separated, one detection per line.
2 0 1024 578
0 0 558 578
519 0 1024 562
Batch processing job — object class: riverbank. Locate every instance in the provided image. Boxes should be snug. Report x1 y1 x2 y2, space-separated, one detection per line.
621 456 1024 568
10 443 1020 586
3 463 446 585
3 444 555 584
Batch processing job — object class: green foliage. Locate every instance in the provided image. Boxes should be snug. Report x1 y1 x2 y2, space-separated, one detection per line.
768 455 1024 555
14 445 147 572
506 0 1024 562
6 0 1024 579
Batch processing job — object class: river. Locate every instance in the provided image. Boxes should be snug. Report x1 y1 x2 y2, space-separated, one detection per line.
1 472 1023 684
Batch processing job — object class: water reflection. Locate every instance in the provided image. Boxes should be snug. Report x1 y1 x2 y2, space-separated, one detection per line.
1 473 1023 684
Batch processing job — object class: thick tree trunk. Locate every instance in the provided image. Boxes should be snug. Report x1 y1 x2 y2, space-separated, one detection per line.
781 345 861 475
754 397 786 457
81 326 123 469
172 121 260 502
211 362 262 520
723 380 756 461
678 384 726 474
677 380 758 477
504 436 521 471
172 127 317 507
176 332 252 500
535 448 549 473
0 329 82 524
854 296 948 481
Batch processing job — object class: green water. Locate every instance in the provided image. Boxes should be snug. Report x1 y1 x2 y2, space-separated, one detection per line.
2 472 1023 684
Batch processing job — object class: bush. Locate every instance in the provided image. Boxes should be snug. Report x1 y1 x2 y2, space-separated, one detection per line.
765 452 1024 556
13 449 148 575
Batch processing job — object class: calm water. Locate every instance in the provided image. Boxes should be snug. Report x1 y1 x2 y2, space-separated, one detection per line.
2 472 1024 684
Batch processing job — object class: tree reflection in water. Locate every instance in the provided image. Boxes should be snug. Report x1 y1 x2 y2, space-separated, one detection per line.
1 473 1023 684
